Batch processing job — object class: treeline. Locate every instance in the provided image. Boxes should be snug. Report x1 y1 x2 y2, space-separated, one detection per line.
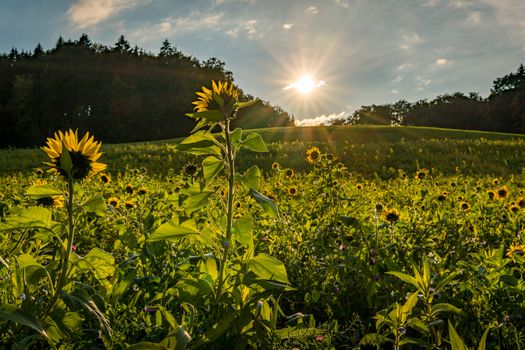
340 64 525 133
0 34 294 148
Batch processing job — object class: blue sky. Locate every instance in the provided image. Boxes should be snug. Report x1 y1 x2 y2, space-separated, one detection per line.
1 0 524 125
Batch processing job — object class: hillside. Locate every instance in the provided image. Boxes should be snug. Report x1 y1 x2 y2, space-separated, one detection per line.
2 125 525 177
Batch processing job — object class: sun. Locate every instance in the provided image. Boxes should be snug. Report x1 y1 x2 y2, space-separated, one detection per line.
284 75 325 94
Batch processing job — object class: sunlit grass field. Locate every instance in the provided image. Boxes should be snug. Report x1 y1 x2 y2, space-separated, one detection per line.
1 125 525 348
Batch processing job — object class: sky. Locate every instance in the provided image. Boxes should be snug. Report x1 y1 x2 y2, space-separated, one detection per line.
1 0 524 125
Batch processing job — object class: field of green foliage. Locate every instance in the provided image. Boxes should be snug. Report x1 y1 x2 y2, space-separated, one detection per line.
1 124 525 349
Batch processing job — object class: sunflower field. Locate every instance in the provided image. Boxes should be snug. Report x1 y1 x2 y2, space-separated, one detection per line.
1 82 525 349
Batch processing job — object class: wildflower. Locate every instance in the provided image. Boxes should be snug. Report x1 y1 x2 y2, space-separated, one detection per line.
497 186 509 200
306 147 321 164
493 179 499 185
41 129 106 180
460 202 470 210
384 209 400 223
34 168 44 176
137 187 147 195
271 162 279 170
36 195 64 209
125 184 134 194
416 169 428 180
356 184 363 190
107 197 120 208
285 169 295 177
99 173 111 184
506 244 525 258
193 80 239 115
71 245 78 251
288 187 298 195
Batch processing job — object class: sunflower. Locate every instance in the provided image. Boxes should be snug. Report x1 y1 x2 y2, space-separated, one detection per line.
192 80 239 114
107 197 120 208
137 187 147 195
34 168 44 176
506 244 525 258
384 209 400 223
285 169 295 178
517 197 525 208
288 187 298 195
460 202 470 210
36 195 64 209
184 163 198 176
124 200 136 209
99 173 111 184
416 169 428 180
497 186 509 200
272 162 279 170
125 184 134 194
510 205 520 213
487 190 495 200
41 129 106 180
306 147 321 164
437 194 447 202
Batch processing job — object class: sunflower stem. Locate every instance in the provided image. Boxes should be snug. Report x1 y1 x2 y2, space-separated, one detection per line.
45 174 75 316
216 118 235 305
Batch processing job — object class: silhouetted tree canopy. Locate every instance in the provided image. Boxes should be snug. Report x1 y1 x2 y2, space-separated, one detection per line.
0 34 293 148
346 64 525 134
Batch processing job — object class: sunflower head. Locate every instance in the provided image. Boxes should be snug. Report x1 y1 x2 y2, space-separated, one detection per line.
285 169 295 178
497 186 509 200
107 196 120 208
487 190 495 200
517 197 525 208
192 80 240 118
416 169 428 180
460 202 470 210
36 195 64 209
507 244 525 258
124 200 136 209
137 187 147 195
384 209 400 223
99 173 111 184
510 205 520 213
306 147 321 164
288 187 298 195
41 129 106 180
125 184 134 194
272 162 279 170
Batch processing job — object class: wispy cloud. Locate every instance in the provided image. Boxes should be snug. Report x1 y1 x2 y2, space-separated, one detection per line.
335 0 350 8
400 32 422 51
305 6 318 14
296 112 347 126
466 11 482 25
416 76 432 90
68 0 145 28
435 58 450 65
282 23 293 30
226 19 261 39
391 75 404 83
423 0 441 7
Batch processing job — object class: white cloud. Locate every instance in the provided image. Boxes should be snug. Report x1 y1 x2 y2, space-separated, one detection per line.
435 58 450 65
466 11 482 25
391 75 404 83
335 0 350 8
396 63 414 71
305 6 318 14
296 112 347 126
159 21 172 34
391 89 399 94
282 23 293 29
400 32 422 51
172 12 224 32
423 0 441 6
448 0 473 8
226 19 261 39
68 0 145 28
416 76 432 90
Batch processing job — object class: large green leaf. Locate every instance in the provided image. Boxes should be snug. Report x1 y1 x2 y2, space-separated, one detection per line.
0 207 52 231
202 156 224 183
232 215 253 247
183 191 215 211
176 277 213 302
386 271 419 290
186 110 224 123
238 166 261 190
60 144 73 174
448 321 467 350
249 189 279 218
241 132 268 152
77 248 115 283
149 219 212 246
175 131 221 157
17 254 48 289
248 254 290 284
0 304 47 337
126 343 168 350
82 196 107 216
26 184 62 199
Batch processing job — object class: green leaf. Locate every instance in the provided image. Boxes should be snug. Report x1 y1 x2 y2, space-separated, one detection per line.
26 184 62 199
239 166 261 190
241 132 268 152
126 342 168 350
499 274 518 286
82 196 107 216
432 303 463 316
478 326 491 350
60 143 73 174
202 156 224 183
0 304 47 337
0 207 52 231
17 254 47 289
448 320 468 350
248 254 290 284
203 312 235 343
175 131 221 157
77 248 115 283
176 277 213 302
234 100 257 110
183 191 215 211
249 189 279 218
232 215 253 247
149 219 212 246
160 326 192 350
111 270 137 304
231 128 242 148
186 110 224 123
386 271 419 290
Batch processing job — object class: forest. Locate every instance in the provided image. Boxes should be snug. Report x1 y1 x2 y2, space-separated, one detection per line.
0 34 294 148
